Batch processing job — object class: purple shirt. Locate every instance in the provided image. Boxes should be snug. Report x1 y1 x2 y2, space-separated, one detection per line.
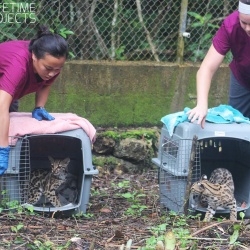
213 11 250 89
0 40 58 101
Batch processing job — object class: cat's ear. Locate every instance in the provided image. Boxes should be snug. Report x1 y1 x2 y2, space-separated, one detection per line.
62 157 70 165
201 174 207 180
48 156 54 163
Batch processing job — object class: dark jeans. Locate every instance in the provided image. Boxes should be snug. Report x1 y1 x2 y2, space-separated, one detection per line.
229 71 250 119
9 100 19 112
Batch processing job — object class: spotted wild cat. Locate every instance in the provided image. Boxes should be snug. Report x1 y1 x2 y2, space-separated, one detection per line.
27 156 70 207
190 168 237 221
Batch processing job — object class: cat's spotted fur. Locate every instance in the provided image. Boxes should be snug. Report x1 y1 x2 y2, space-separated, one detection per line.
27 156 70 207
190 168 237 221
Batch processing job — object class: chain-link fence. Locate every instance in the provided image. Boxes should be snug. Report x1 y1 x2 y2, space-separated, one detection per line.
0 0 238 62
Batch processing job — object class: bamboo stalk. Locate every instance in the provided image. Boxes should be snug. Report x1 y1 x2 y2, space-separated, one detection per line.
111 0 119 59
176 0 188 64
135 0 160 62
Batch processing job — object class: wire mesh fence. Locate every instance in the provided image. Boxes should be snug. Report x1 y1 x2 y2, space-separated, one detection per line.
0 0 238 62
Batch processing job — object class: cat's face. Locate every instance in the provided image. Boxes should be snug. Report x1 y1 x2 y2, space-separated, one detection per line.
48 156 70 179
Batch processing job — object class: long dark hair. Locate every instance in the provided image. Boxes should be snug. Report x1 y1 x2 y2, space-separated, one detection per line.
29 25 68 59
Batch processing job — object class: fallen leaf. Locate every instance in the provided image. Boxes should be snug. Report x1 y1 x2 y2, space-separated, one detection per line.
114 230 124 238
125 239 132 250
229 229 239 245
217 226 225 233
100 208 111 213
150 212 158 218
106 234 115 243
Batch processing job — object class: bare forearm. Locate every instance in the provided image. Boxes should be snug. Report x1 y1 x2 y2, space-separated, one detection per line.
35 85 51 107
196 68 213 109
196 45 224 107
0 112 10 147
0 90 12 146
187 44 225 128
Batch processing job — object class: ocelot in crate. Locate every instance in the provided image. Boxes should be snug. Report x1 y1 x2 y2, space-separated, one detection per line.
190 168 237 221
27 156 70 207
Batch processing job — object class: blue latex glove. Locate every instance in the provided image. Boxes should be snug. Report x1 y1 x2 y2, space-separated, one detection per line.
32 107 55 121
0 146 10 175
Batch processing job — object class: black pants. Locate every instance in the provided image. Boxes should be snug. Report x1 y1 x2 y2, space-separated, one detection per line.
9 100 19 112
229 71 250 119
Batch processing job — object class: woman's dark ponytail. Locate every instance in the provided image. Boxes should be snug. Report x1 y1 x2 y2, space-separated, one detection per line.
36 25 52 38
29 25 68 59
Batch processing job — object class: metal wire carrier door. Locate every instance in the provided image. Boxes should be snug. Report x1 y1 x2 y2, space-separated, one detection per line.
158 137 201 213
0 137 30 210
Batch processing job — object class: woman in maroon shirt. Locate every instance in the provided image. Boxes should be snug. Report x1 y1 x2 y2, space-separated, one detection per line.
188 0 250 128
0 25 68 175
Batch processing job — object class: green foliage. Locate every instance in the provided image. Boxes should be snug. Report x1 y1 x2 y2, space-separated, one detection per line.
188 12 218 29
125 204 148 216
30 240 54 250
140 211 204 249
25 204 35 214
0 190 20 211
73 211 94 219
0 190 38 217
49 27 75 59
239 211 245 220
117 191 147 217
111 180 131 189
92 155 117 167
101 129 158 142
82 213 94 219
58 27 74 38
13 236 24 244
50 26 74 39
229 213 245 247
115 45 126 60
186 11 219 62
56 240 72 250
144 235 165 249
116 180 130 189
229 224 240 243
119 191 146 201
0 0 37 42
150 223 168 235
142 223 167 249
11 223 24 233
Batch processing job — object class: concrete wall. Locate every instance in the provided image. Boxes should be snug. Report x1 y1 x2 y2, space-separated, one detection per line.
19 61 230 127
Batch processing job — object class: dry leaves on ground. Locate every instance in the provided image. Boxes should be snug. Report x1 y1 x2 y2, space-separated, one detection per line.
0 168 249 249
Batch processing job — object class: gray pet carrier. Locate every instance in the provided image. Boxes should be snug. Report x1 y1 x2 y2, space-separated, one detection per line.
1 128 97 215
152 122 250 217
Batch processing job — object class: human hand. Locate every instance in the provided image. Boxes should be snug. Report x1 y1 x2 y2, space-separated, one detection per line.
0 146 10 175
186 106 207 129
32 107 55 121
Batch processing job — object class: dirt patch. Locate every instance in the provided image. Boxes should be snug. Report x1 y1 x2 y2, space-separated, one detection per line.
0 168 250 249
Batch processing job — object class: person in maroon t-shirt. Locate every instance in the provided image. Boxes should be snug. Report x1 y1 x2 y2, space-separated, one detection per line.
0 25 68 175
188 0 250 128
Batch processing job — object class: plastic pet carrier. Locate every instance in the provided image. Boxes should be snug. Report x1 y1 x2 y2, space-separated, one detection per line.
1 128 97 214
0 137 30 209
152 122 250 217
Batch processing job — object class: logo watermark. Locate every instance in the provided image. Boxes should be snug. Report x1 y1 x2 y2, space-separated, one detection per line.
0 2 36 23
